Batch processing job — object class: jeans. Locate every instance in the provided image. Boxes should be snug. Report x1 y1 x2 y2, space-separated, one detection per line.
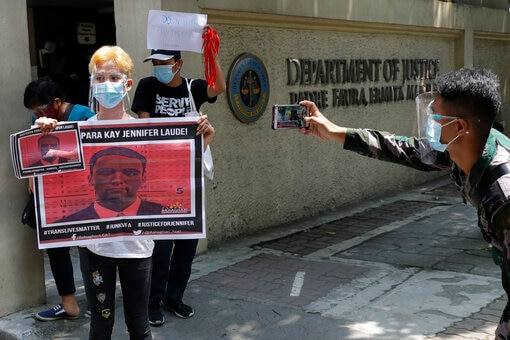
150 239 198 305
79 248 152 340
47 246 76 296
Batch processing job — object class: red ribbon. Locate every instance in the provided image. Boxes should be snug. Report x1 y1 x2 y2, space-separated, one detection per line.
202 27 220 90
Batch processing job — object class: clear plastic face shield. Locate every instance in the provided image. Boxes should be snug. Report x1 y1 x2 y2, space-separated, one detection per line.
416 91 437 164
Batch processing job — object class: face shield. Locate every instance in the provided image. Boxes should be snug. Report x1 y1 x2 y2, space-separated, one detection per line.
416 91 437 165
88 72 129 113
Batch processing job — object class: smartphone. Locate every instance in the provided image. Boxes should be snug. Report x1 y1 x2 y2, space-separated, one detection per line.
272 104 308 129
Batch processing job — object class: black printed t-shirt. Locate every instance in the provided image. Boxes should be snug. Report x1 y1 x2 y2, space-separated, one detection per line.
131 76 216 117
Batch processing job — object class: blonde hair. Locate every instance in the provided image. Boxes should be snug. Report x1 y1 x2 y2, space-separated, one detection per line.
88 45 134 77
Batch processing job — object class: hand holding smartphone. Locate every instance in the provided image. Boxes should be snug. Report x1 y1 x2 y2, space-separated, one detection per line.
272 104 308 129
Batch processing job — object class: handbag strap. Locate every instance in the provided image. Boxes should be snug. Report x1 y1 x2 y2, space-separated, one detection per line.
185 78 198 116
62 103 74 121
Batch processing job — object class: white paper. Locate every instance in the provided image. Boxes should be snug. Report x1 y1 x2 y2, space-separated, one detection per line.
147 10 207 53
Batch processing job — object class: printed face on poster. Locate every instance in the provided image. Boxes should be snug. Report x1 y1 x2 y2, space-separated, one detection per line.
10 122 85 179
34 118 205 249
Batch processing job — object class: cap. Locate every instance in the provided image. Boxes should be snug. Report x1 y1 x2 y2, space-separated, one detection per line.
143 49 181 63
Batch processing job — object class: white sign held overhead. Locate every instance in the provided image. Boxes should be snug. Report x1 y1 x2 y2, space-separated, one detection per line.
147 10 207 53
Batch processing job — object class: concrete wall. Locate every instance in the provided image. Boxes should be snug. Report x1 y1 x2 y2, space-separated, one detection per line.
0 0 45 316
474 37 510 127
113 0 510 247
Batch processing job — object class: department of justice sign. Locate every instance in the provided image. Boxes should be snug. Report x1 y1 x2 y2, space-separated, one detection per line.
227 53 270 123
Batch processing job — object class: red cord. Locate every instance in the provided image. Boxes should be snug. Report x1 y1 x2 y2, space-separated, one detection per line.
202 27 220 90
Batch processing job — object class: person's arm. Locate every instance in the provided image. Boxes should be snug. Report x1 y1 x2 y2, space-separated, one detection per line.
196 113 215 150
298 100 451 171
138 111 150 118
43 148 79 161
298 100 347 143
206 58 226 98
492 205 510 272
204 25 226 98
28 178 34 194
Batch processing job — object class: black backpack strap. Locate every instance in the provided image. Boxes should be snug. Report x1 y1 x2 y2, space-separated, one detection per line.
62 103 74 121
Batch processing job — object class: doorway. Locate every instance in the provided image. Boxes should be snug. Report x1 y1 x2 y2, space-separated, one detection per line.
26 0 115 105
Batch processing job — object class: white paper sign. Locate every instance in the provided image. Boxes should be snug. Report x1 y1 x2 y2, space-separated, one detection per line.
147 10 207 53
77 22 96 45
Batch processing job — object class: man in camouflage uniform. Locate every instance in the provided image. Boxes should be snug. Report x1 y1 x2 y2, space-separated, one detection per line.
299 68 510 340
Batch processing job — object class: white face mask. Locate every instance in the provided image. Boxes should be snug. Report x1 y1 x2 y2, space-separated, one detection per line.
92 81 126 109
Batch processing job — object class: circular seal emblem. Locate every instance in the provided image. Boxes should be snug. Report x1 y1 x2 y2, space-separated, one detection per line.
227 53 270 123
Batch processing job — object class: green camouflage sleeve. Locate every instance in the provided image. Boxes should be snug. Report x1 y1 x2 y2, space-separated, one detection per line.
343 128 451 171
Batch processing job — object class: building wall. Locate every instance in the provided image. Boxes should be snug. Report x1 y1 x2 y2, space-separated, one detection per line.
204 23 454 240
474 37 510 126
0 0 45 316
144 0 507 246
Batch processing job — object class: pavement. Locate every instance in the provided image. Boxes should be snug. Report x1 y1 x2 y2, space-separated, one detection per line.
0 175 505 340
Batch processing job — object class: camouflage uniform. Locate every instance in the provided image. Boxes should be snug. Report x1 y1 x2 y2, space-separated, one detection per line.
344 127 510 339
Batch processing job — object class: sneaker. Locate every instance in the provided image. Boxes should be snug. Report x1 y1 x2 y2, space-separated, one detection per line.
35 304 80 321
148 303 165 326
161 299 194 319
